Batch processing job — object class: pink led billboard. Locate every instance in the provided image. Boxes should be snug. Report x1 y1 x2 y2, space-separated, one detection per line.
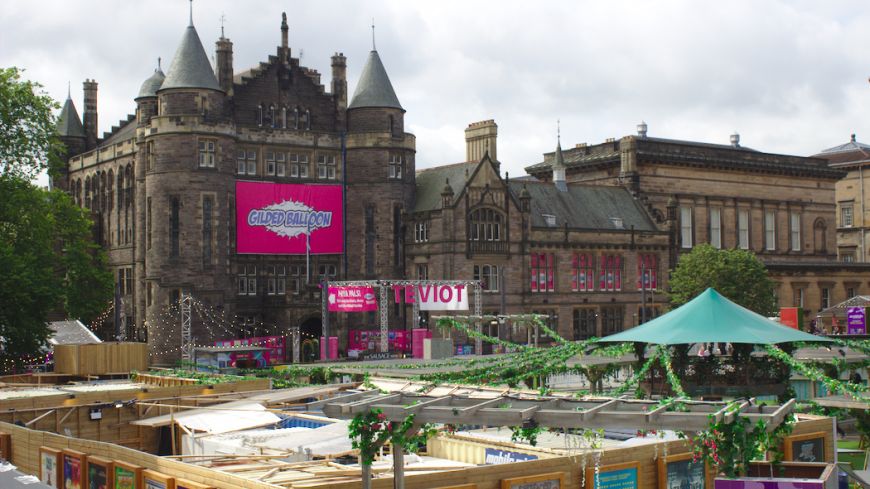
236 181 343 254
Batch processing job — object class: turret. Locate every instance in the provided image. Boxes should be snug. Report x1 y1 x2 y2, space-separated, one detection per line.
135 59 165 124
215 35 234 95
553 130 567 192
158 17 223 116
347 49 404 136
54 89 87 190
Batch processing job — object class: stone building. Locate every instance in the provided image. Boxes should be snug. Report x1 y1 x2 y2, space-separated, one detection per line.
525 125 870 319
55 13 415 363
406 121 671 340
813 135 870 263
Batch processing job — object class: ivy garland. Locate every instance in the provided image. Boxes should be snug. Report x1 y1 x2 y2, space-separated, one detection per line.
764 345 869 402
348 409 438 465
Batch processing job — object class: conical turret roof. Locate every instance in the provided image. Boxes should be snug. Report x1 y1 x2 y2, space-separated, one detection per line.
348 50 402 110
56 96 85 138
160 24 220 91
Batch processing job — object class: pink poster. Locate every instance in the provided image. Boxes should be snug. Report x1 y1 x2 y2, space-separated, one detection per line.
215 335 286 365
412 328 431 358
349 330 410 352
236 181 343 254
328 286 378 312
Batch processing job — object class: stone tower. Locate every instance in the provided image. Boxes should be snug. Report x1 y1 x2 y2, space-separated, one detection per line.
141 17 230 363
345 47 416 293
54 92 87 191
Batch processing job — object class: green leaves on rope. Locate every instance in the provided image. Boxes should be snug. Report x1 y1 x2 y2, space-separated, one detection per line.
764 345 869 402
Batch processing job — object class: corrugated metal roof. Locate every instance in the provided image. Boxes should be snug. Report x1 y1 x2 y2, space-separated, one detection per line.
160 25 220 91
508 181 658 231
348 50 402 110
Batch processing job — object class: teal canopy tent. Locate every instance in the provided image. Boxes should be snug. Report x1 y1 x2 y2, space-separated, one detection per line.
597 288 833 345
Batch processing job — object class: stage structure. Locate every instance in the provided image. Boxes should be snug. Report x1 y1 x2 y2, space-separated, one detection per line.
325 280 482 352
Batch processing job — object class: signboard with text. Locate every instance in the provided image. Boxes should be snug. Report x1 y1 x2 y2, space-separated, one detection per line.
846 306 867 335
484 448 538 465
236 181 343 254
391 284 469 311
328 286 377 312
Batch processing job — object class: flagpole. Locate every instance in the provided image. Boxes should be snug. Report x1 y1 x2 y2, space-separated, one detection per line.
306 218 311 284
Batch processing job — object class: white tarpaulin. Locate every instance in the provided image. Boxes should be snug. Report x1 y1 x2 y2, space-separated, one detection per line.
131 400 281 434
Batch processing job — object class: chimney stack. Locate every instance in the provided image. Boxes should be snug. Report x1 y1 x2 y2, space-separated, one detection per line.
82 79 98 149
215 36 234 94
331 52 347 113
637 120 648 138
730 132 740 147
465 120 498 163
281 12 289 58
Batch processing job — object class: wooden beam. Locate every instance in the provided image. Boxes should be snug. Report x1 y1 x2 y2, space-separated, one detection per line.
24 409 55 427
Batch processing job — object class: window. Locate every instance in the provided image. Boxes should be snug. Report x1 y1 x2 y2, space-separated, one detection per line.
202 195 213 265
680 207 693 248
841 205 854 228
268 105 275 128
266 151 276 176
317 154 336 179
257 104 263 126
474 264 499 292
637 254 658 290
318 264 338 279
146 282 152 306
198 139 216 167
600 307 624 335
847 287 856 299
389 155 403 179
738 209 750 250
303 109 311 130
267 265 286 295
820 287 830 309
238 265 257 295
146 197 152 250
117 268 133 296
709 208 722 249
573 309 596 340
842 252 855 263
790 212 801 252
469 208 502 241
290 154 309 178
237 149 257 175
293 108 299 129
365 206 375 276
793 288 804 308
170 197 180 258
416 264 428 280
572 253 595 292
599 255 622 291
762 209 781 251
414 221 429 243
530 253 555 292
281 107 287 129
147 141 155 171
276 152 285 176
289 265 301 294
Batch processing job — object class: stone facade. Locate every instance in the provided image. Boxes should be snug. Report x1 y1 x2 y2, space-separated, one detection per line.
525 128 870 320
56 15 415 363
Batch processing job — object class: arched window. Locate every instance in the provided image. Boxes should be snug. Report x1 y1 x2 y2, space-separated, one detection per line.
304 109 311 130
99 172 107 212
75 179 82 207
107 170 114 214
117 171 124 209
469 208 503 241
84 177 91 209
281 107 287 129
813 218 827 254
293 107 299 129
125 165 133 208
257 104 264 126
268 104 275 127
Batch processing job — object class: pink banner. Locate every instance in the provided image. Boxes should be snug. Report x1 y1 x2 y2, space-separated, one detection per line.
349 330 410 352
215 335 286 365
236 181 343 254
328 286 377 312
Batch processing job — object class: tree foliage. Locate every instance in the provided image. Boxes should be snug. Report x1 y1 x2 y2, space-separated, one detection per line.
669 244 777 316
0 67 63 179
0 67 113 359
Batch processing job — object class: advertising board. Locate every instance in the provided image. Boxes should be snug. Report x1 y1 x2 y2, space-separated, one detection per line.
236 181 343 254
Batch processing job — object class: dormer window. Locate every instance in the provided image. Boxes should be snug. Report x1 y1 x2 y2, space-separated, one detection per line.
543 214 557 227
610 217 624 229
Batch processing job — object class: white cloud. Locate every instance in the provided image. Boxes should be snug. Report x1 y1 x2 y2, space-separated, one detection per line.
3 0 870 183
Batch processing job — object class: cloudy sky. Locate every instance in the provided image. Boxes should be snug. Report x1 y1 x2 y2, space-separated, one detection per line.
4 0 870 181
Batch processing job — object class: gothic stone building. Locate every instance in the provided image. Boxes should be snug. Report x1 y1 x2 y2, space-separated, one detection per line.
55 14 415 363
525 125 870 320
406 121 671 342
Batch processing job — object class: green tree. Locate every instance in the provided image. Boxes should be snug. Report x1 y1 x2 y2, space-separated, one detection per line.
669 244 777 316
0 67 63 179
0 67 113 361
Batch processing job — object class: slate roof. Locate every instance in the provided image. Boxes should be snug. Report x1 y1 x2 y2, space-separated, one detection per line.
508 180 658 232
348 50 402 110
414 161 477 212
160 24 221 91
814 135 870 166
100 116 137 147
137 67 166 99
526 136 842 179
56 96 85 138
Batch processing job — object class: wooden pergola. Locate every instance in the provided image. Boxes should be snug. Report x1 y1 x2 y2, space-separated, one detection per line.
319 391 795 489
321 392 795 433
